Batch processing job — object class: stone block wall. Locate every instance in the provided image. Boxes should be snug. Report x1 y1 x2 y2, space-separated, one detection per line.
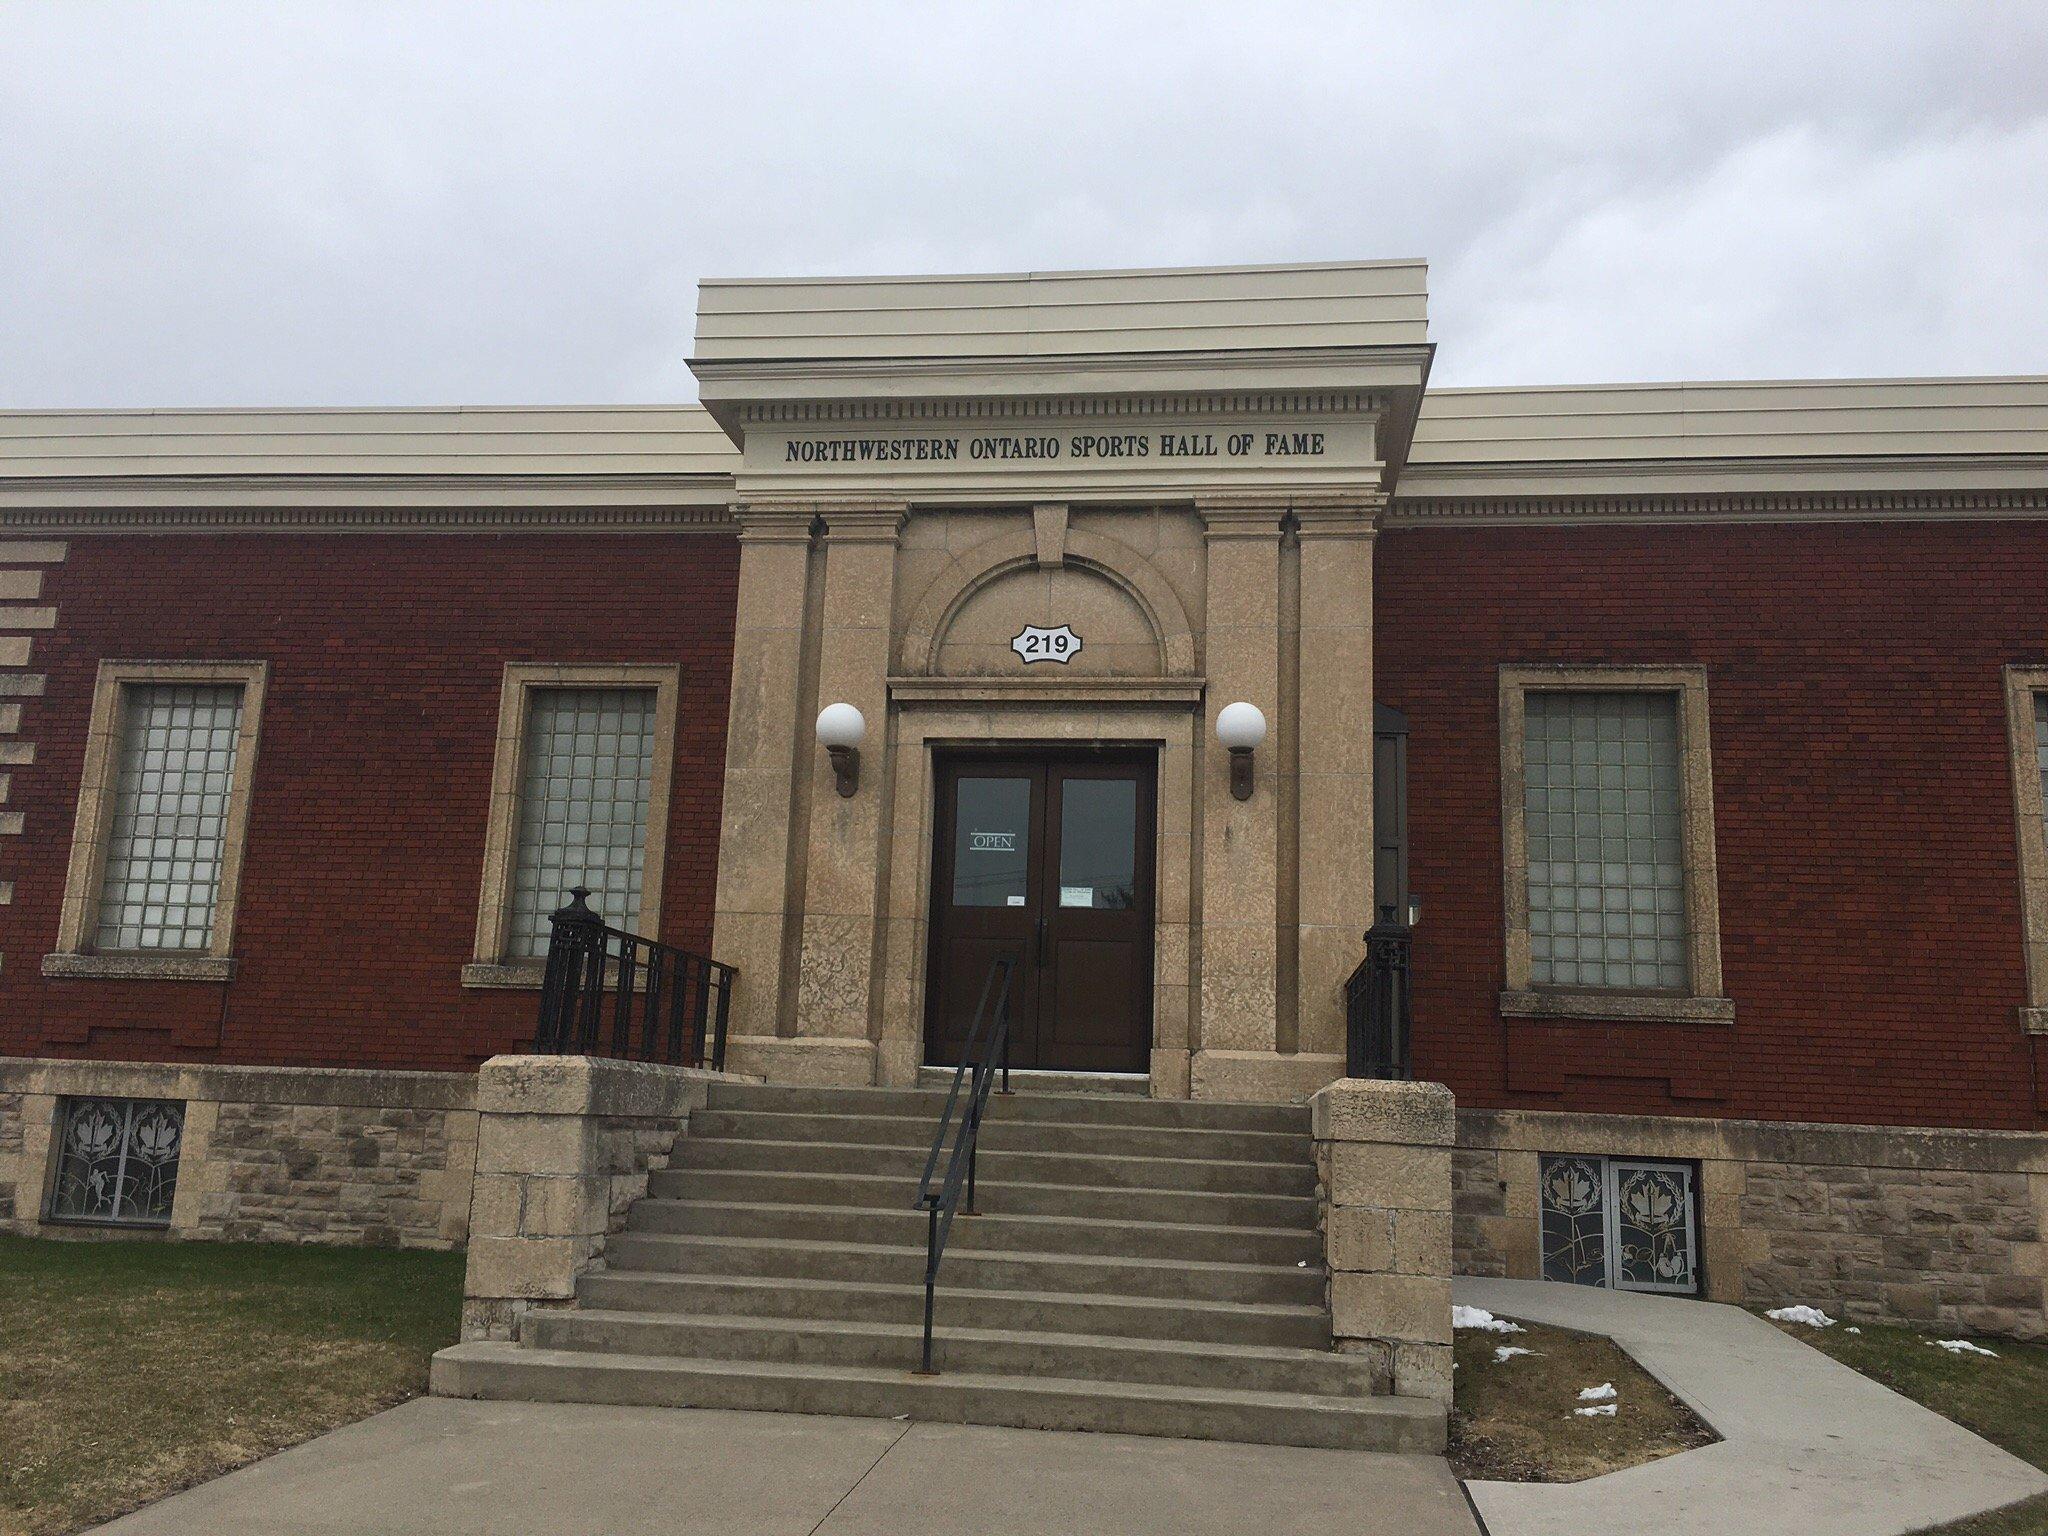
1453 1107 2048 1341
1311 1076 1456 1409
0 1059 476 1247
460 1054 721 1341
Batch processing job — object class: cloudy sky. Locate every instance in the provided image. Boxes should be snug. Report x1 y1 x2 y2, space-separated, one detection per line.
2 1 2044 407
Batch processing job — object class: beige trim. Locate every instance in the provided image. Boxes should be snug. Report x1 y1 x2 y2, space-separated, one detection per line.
467 663 681 979
2001 666 2048 1028
46 660 268 978
1387 487 2048 527
0 498 735 531
1497 664 1728 1021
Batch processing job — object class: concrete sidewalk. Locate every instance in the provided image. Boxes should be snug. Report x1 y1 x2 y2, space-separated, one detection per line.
87 1397 1477 1536
1458 1277 2047 1536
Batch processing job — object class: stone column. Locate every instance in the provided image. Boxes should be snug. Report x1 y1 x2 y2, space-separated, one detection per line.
790 503 908 1085
1193 497 1284 1099
1293 497 1381 1063
710 506 815 1054
458 1055 717 1343
1312 1076 1455 1406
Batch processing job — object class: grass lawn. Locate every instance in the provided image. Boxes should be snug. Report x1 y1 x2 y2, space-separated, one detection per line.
0 1234 464 1536
1762 1314 2048 1536
1448 1317 1715 1482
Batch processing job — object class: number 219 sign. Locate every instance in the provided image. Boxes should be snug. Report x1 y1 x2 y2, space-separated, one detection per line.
1011 624 1083 665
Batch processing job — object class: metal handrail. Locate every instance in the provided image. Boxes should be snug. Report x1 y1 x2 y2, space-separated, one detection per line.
534 887 736 1072
1345 903 1413 1079
913 955 1016 1374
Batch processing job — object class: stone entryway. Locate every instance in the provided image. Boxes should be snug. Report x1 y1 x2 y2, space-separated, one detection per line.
924 749 1156 1074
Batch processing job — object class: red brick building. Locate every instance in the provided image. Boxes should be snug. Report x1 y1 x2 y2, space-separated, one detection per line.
2 262 2042 1337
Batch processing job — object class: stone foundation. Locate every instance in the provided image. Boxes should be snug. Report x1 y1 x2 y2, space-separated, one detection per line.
460 1054 722 1342
0 1058 478 1247
1454 1108 2048 1341
1311 1076 1456 1407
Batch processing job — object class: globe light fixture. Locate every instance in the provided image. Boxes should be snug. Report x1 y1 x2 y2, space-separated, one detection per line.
816 702 866 797
1216 701 1267 800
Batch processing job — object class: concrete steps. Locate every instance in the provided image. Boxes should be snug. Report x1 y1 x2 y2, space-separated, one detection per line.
430 1346 1443 1453
431 1080 1443 1452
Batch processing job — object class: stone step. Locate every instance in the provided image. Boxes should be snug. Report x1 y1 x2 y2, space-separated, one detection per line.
642 1167 1318 1228
685 1108 1310 1164
527 1310 1375 1397
624 1199 1320 1266
673 1136 1316 1196
602 1232 1325 1307
705 1081 1306 1134
431 1343 1442 1454
916 1066 1148 1097
577 1271 1333 1350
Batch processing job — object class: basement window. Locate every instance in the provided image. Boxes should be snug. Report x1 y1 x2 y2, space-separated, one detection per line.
45 1097 186 1227
1539 1154 1698 1295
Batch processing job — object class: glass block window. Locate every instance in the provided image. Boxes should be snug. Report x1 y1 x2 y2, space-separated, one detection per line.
507 687 658 957
47 1097 186 1226
94 683 245 952
1524 691 1687 991
2032 694 2048 834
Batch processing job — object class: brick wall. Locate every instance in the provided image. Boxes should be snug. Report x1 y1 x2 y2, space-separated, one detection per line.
0 531 738 1070
1377 518 2048 1131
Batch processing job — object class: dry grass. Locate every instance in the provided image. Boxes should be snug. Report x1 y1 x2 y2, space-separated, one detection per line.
1761 1313 2048 1536
0 1234 463 1536
1448 1316 1715 1483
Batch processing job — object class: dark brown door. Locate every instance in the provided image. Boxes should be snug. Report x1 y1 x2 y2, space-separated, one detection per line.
925 752 1154 1073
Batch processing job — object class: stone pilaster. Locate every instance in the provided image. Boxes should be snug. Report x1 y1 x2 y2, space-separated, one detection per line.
1313 1076 1455 1406
1293 497 1381 1060
1193 498 1284 1095
791 505 908 1077
708 507 815 1047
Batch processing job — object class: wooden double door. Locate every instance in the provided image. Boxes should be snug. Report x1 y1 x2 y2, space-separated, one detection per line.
924 751 1155 1074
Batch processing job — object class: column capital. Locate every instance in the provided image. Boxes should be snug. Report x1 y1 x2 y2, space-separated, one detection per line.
730 504 815 545
1195 496 1287 539
1292 492 1388 539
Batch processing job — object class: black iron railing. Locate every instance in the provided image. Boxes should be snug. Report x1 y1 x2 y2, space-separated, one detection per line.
534 888 735 1072
1345 903 1412 1079
913 955 1016 1375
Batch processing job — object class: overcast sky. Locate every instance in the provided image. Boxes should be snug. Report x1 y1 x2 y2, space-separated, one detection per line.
2 1 2044 407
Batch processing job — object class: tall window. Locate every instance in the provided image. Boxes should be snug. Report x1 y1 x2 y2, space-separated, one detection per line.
1999 668 2048 1036
1498 666 1728 1022
466 663 680 984
506 687 657 957
94 684 246 952
1523 691 1686 991
50 660 268 981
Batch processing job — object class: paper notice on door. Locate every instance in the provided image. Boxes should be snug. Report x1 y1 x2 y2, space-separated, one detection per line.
1006 895 1026 906
1059 886 1093 908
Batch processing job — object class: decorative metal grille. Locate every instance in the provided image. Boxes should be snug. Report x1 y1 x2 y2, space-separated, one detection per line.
1540 1153 1698 1294
508 687 658 958
47 1097 185 1225
95 683 245 952
1539 1155 1609 1285
1524 691 1686 990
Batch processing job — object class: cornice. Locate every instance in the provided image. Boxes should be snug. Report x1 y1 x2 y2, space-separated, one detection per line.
736 390 1385 424
0 499 736 536
1385 486 2048 528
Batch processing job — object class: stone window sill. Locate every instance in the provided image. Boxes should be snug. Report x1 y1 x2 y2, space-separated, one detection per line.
1499 989 1735 1024
462 962 546 990
42 952 236 983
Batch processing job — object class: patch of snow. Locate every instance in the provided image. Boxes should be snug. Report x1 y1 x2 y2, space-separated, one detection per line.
1576 1382 1617 1402
1573 1404 1618 1417
1493 1345 1539 1363
1931 1339 1999 1358
1452 1305 1524 1334
1846 1326 1862 1334
1766 1305 1836 1328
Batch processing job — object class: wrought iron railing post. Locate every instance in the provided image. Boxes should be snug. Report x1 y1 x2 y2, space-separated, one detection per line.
537 887 607 1053
1347 903 1414 1080
532 887 736 1072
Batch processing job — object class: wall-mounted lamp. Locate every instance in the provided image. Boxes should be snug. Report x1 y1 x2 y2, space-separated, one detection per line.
816 702 866 798
1215 701 1267 801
